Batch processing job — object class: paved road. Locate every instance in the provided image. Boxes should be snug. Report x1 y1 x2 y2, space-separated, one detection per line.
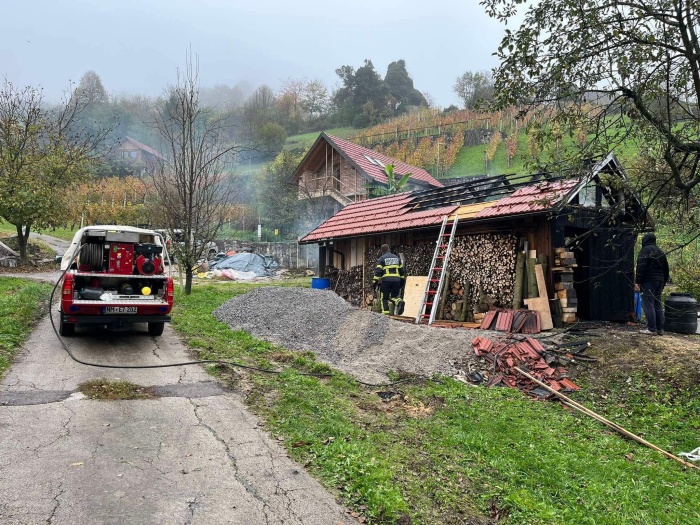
0 314 356 524
29 231 71 255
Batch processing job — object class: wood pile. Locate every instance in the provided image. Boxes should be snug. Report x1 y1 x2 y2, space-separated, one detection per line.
552 247 578 324
359 244 435 309
448 233 518 312
328 265 364 307
471 336 580 397
478 308 541 334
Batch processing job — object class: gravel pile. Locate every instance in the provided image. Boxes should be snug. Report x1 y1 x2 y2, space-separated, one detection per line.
214 287 505 383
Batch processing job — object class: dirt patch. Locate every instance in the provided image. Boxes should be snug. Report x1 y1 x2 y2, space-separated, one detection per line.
569 326 700 387
79 379 158 400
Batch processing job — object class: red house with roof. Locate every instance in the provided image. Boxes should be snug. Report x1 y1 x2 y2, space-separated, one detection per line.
299 153 650 322
292 132 444 226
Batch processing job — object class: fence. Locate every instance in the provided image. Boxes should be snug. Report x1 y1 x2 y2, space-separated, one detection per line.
218 240 318 271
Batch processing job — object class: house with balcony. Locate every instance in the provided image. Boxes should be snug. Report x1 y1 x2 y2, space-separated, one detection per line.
292 132 444 225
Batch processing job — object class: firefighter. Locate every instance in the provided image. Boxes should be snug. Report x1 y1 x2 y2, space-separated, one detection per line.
373 244 406 315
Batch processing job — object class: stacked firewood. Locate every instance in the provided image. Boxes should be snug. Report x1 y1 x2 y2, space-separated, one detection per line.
448 233 518 311
328 265 364 307
364 244 433 288
552 247 578 323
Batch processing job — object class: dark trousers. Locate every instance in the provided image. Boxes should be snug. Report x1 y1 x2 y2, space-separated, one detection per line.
380 279 402 314
640 281 664 332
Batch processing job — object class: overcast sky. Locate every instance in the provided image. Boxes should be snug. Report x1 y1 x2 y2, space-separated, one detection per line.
1 0 506 108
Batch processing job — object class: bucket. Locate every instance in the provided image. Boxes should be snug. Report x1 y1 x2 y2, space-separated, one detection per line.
664 292 698 334
311 277 331 290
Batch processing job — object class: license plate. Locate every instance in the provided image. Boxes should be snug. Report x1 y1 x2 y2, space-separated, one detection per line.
103 306 138 314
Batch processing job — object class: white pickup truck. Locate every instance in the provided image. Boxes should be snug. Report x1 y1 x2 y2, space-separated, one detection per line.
58 225 174 336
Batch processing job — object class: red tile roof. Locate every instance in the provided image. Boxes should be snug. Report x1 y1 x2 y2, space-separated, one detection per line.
475 180 578 219
325 134 443 188
122 136 165 160
300 193 457 242
300 178 580 243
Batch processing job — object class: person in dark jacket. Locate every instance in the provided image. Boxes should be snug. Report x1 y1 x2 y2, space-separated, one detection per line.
373 244 406 315
635 233 670 335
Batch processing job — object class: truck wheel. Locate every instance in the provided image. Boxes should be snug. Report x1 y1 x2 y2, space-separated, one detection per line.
59 313 75 337
148 322 165 336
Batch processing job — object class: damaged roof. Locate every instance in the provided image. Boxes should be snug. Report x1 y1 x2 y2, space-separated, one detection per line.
299 176 576 244
300 192 458 242
299 152 644 244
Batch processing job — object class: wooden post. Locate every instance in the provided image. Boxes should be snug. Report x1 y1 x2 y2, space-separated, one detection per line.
513 251 526 308
459 281 471 322
437 269 451 320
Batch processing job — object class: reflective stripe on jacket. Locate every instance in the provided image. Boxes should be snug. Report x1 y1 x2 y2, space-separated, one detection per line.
373 252 405 282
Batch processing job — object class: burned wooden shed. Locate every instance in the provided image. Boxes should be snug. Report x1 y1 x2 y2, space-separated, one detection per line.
299 153 649 323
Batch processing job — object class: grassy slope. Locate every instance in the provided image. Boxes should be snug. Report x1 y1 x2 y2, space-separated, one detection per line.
283 127 357 152
173 283 700 525
447 136 529 178
0 278 53 378
446 125 642 179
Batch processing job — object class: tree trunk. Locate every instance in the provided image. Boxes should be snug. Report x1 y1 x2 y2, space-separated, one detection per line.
15 224 31 263
185 266 193 295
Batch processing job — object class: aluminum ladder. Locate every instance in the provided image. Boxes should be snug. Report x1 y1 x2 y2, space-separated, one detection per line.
415 214 459 324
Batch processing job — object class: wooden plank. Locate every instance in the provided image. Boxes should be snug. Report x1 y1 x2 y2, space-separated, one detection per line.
550 298 564 328
524 296 554 330
535 264 548 299
402 276 428 320
526 258 539 298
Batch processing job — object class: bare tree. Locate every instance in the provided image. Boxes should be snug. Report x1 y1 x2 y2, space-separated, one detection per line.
151 53 243 294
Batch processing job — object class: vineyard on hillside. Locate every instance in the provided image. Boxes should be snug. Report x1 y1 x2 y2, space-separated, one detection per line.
350 107 535 177
349 106 595 178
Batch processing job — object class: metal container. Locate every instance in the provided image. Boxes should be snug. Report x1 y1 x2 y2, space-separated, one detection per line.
664 292 698 334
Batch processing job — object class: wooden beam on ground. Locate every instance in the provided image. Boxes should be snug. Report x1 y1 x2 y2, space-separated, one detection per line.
514 367 700 472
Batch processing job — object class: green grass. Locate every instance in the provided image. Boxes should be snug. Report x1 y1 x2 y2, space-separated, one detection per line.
446 130 530 178
0 278 53 378
284 127 357 152
173 283 700 525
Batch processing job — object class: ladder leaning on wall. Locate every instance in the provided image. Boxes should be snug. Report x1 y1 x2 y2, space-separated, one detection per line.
415 214 459 325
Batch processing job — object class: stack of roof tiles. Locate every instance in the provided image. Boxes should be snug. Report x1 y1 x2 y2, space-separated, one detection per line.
471 336 580 397
479 308 541 334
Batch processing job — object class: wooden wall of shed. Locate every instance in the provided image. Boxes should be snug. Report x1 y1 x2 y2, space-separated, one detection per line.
552 208 637 321
324 216 560 313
